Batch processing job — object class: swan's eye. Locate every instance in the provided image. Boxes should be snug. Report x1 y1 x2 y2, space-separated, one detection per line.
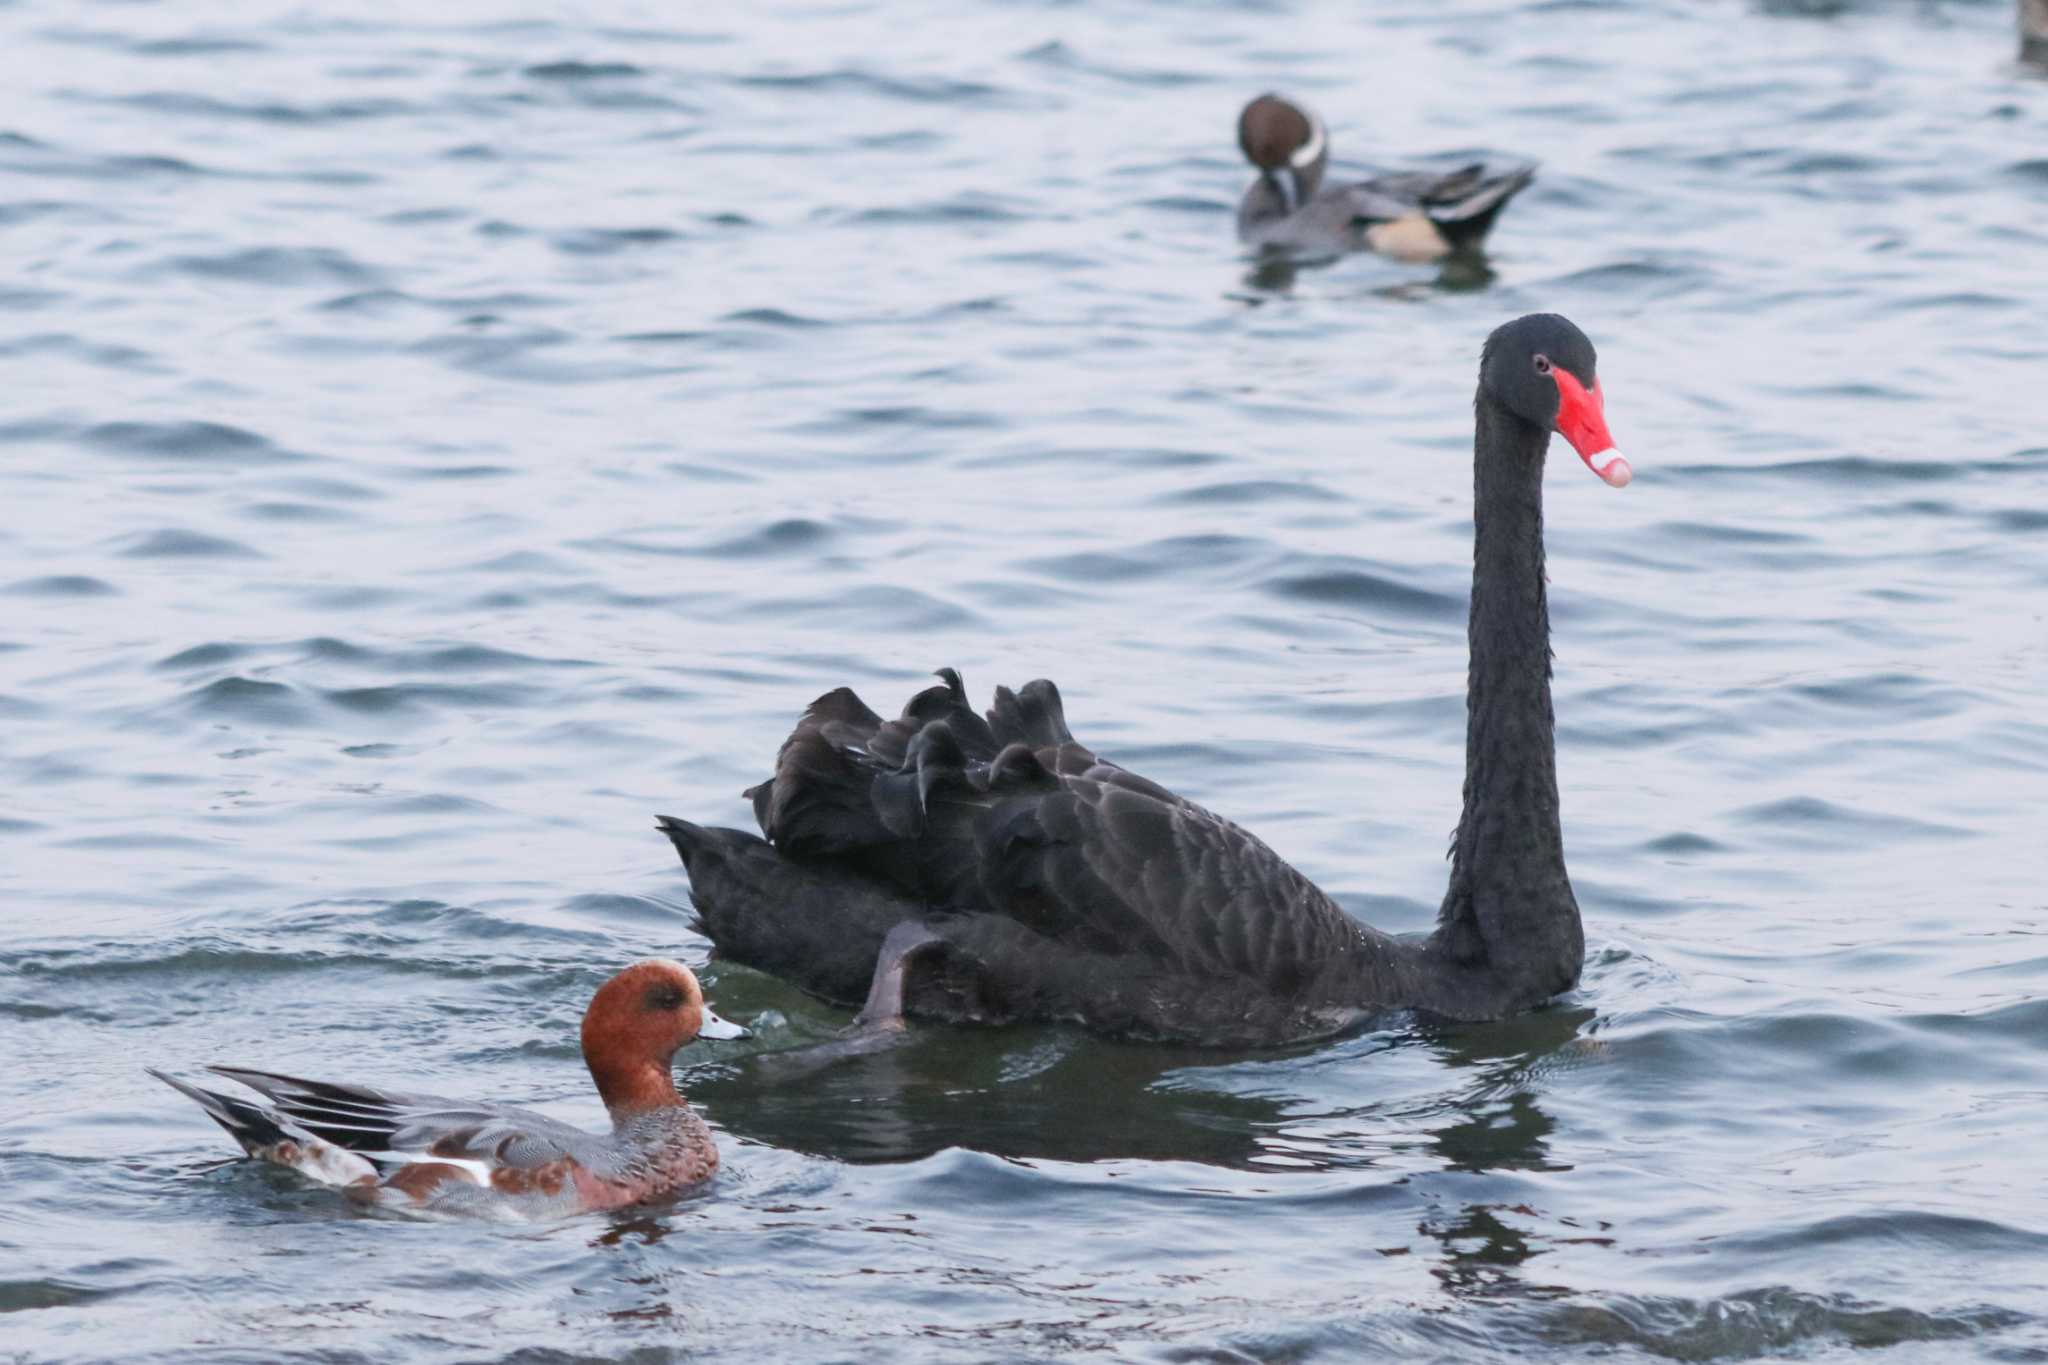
1533 354 1553 376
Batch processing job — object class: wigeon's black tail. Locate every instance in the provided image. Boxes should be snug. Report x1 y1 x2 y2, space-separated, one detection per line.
151 1068 378 1188
1427 161 1537 252
150 1068 299 1156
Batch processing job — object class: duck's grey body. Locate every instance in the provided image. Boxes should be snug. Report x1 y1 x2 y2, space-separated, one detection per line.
1235 93 1535 260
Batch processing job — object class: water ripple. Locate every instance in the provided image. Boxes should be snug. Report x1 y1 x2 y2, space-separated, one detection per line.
2 0 2046 1361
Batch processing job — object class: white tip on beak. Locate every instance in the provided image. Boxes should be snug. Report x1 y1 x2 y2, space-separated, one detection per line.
696 1007 749 1041
1587 449 1633 488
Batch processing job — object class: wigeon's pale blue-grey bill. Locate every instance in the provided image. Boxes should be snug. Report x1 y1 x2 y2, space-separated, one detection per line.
152 958 748 1220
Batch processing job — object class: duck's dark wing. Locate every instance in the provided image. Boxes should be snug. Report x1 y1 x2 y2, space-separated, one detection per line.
1336 160 1536 248
742 670 1372 994
205 1066 601 1171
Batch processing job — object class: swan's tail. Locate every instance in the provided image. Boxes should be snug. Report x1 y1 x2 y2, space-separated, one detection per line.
656 815 919 1006
659 667 1077 1005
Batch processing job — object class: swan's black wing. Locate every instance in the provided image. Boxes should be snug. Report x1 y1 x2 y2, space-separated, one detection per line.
745 670 1376 995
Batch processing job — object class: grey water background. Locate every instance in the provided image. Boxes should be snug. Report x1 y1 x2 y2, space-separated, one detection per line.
3 0 2047 1359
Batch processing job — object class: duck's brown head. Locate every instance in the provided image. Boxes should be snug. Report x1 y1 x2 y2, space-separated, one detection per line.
580 959 747 1115
1238 93 1328 212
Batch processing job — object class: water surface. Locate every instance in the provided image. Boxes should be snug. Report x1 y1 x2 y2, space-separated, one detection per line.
3 0 2047 1360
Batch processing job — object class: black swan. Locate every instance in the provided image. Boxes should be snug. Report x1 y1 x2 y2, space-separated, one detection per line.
662 313 1631 1047
1236 93 1537 260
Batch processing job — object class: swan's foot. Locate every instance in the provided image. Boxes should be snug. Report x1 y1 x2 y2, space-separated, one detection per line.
741 922 947 1079
851 920 947 1034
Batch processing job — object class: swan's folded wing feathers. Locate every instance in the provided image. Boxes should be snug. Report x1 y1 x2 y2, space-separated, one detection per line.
976 785 1169 956
986 741 1054 789
904 670 998 755
751 669 1370 992
1060 789 1353 987
869 764 927 839
990 679 1185 806
807 685 883 733
755 723 892 856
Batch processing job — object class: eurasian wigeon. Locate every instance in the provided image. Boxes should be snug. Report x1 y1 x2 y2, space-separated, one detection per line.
151 958 747 1219
1236 93 1536 260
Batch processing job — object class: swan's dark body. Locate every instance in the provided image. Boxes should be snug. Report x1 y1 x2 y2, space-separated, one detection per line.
664 314 1610 1047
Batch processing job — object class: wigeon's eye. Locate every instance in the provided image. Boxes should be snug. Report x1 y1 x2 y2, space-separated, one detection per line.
643 982 686 1012
1533 354 1552 376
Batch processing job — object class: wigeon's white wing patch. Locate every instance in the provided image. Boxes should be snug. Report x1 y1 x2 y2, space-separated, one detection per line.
279 1133 382 1186
150 1067 379 1188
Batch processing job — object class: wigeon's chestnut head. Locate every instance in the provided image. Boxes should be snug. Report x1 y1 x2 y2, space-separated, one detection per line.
151 959 748 1220
581 957 748 1115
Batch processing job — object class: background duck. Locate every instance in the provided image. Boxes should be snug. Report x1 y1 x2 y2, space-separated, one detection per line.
1236 92 1536 260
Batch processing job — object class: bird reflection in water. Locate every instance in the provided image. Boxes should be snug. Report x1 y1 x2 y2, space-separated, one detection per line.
686 1003 1596 1168
1414 1005 1609 1302
676 1000 1606 1306
1238 248 1496 298
593 1213 677 1248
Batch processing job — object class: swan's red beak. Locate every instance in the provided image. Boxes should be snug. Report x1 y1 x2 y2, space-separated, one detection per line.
1551 369 1632 488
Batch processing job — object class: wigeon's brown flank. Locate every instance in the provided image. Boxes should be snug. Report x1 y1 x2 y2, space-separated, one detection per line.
490 1158 573 1198
379 1161 477 1202
580 958 708 1115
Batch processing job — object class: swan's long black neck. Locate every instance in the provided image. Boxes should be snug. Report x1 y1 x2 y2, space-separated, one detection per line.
1424 391 1583 1008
